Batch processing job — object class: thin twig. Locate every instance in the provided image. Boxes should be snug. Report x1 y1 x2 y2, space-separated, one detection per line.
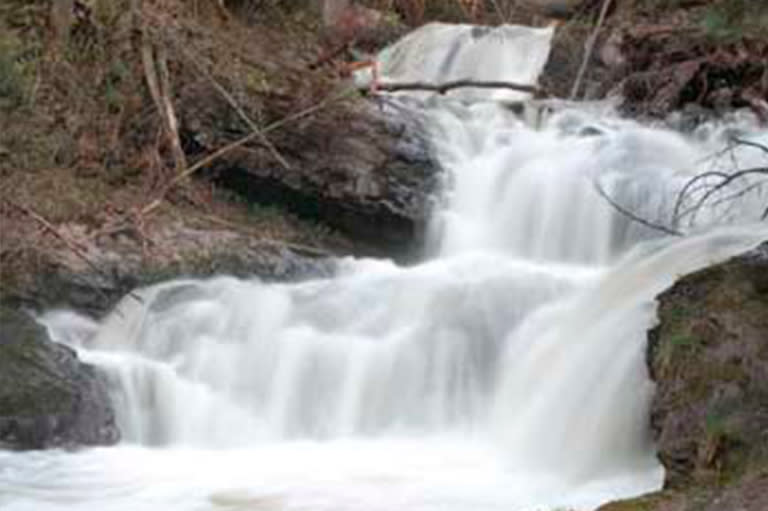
671 171 731 222
90 87 357 242
2 198 139 307
138 87 358 217
194 212 333 257
684 167 768 226
261 87 358 133
489 0 509 23
593 180 682 237
731 137 768 156
569 0 613 100
169 38 291 171
676 181 767 222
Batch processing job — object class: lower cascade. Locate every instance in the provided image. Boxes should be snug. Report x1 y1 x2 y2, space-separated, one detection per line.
2 23 767 511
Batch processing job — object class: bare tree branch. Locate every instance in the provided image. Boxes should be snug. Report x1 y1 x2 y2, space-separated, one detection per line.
366 79 545 96
731 137 768 156
680 167 768 226
597 139 767 234
671 170 731 222
168 37 292 171
2 198 141 307
593 180 683 237
676 181 767 222
137 87 357 218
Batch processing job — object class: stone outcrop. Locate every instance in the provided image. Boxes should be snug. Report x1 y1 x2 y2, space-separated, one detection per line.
599 240 768 511
648 241 768 490
0 223 336 451
2 223 336 317
0 306 119 449
181 91 438 260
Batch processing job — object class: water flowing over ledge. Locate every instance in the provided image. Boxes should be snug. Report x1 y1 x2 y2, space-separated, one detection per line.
2 22 767 511
362 23 554 102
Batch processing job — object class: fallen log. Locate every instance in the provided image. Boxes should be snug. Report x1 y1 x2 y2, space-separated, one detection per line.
364 79 546 97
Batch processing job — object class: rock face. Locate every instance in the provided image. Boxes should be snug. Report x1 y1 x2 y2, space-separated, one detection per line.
599 241 768 511
182 93 438 260
0 225 335 451
647 241 768 489
3 225 336 317
0 306 119 449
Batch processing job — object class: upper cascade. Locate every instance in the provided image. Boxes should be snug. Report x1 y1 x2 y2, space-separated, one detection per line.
359 23 554 102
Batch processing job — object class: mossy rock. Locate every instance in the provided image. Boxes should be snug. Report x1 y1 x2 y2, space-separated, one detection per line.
602 242 768 510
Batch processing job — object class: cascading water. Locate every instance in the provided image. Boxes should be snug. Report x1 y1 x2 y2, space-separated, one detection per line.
1 23 767 511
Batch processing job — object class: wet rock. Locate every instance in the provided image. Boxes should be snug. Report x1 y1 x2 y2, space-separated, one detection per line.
181 92 438 260
647 240 768 489
600 240 768 510
2 224 336 317
0 306 119 449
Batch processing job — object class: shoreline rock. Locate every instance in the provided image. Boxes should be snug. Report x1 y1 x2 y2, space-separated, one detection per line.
0 306 119 450
1 223 337 318
599 240 768 511
182 92 438 260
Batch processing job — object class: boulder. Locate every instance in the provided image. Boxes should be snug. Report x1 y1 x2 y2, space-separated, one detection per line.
0 306 119 449
3 225 336 317
647 241 768 489
181 91 438 261
599 240 768 511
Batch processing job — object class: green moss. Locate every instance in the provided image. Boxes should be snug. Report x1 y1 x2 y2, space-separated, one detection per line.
664 304 690 325
656 330 703 378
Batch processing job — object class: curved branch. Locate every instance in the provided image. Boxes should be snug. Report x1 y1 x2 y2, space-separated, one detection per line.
593 180 683 237
675 180 767 222
731 137 768 156
672 170 731 222
683 167 768 226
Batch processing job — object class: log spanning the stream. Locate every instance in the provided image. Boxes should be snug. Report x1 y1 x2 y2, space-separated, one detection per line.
362 79 547 97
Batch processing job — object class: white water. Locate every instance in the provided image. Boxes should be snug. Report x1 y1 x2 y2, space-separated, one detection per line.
366 23 554 102
2 24 767 511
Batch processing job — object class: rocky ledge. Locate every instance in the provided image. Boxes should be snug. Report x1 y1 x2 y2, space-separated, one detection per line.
0 221 337 449
2 222 336 317
600 240 768 511
181 90 438 260
0 306 119 449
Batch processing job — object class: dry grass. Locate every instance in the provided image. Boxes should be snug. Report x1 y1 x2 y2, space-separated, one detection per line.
0 0 356 300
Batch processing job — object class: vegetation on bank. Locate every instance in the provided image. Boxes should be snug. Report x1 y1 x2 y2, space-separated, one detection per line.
0 0 353 302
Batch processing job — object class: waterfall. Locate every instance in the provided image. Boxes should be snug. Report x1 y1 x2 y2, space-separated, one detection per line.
2 23 767 511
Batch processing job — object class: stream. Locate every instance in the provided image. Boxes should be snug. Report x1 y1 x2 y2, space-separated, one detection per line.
1 22 767 511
